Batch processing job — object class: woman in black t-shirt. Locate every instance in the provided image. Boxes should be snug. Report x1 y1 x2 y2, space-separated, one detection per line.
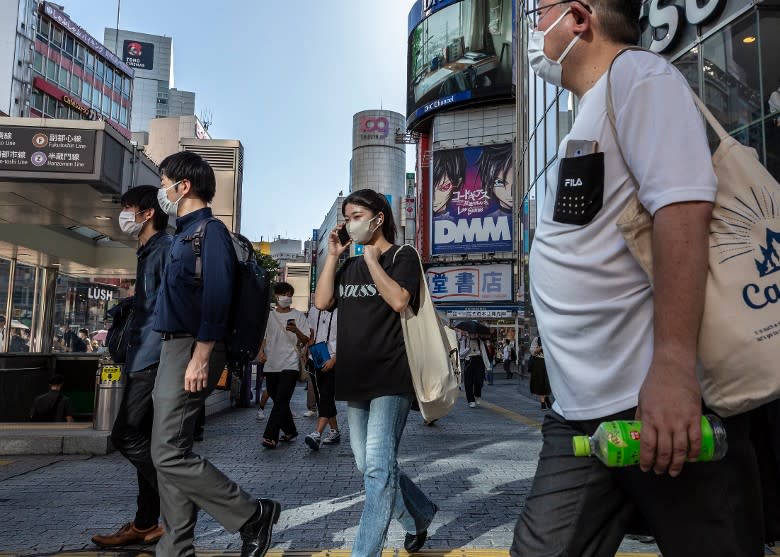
314 189 437 557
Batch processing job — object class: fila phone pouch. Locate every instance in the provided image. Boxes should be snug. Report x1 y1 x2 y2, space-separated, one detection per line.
553 151 605 225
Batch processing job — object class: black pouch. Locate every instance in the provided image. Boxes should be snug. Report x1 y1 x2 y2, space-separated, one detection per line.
553 152 605 226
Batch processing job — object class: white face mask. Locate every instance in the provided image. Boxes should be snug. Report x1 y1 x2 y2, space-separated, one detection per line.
157 180 183 217
346 215 381 245
118 210 147 238
276 296 292 308
527 8 580 87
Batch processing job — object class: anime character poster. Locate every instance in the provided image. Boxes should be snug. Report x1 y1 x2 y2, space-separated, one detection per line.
431 143 513 254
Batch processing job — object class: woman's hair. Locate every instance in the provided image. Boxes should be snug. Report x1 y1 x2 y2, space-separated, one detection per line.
342 189 397 244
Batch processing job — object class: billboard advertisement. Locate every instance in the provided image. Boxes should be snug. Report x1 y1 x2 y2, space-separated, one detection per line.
431 143 512 254
426 263 512 302
123 40 154 70
407 0 514 127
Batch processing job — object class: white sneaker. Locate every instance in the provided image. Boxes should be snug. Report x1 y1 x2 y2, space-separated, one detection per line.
468 402 476 408
322 430 341 445
475 398 481 406
305 431 321 450
255 408 265 421
303 410 316 417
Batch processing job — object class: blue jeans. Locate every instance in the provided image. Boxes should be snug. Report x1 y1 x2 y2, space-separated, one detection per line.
348 394 436 557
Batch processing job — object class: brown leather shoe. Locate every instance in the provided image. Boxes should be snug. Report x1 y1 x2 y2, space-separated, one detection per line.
143 525 164 544
91 522 160 547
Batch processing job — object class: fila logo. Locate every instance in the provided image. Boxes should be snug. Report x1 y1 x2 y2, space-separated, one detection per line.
564 178 583 187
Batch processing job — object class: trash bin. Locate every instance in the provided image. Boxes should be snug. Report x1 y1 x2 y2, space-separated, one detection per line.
93 355 125 431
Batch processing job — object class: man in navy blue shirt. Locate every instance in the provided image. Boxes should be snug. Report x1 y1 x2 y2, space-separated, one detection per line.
92 185 171 549
150 151 280 557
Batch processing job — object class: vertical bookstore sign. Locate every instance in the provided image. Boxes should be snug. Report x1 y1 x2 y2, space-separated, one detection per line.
0 126 96 173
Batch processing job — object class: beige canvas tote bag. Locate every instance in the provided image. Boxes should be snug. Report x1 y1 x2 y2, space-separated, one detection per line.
606 47 780 417
393 245 462 422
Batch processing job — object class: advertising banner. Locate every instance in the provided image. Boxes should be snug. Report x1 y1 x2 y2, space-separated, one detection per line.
426 263 512 302
0 126 96 173
431 143 513 254
407 0 514 125
123 40 155 70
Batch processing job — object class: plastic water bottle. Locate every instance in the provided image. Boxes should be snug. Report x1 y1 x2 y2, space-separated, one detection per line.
572 415 728 467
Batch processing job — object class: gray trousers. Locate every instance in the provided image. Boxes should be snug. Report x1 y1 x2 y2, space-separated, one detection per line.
151 336 257 556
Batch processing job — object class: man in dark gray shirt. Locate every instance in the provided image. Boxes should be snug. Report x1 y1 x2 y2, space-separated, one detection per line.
29 375 72 422
91 186 171 548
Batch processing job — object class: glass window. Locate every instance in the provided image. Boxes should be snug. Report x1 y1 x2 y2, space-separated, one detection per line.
82 81 91 103
64 35 75 56
527 65 536 137
106 67 114 89
92 88 101 109
546 102 558 163
70 74 81 96
45 95 57 117
536 124 545 177
760 8 780 180
85 52 95 72
529 132 537 181
674 48 700 95
37 17 50 41
536 76 546 124
114 72 122 90
75 43 85 65
33 51 44 74
8 264 37 353
0 259 9 351
51 26 63 48
102 94 110 115
111 100 119 120
58 67 70 89
96 58 105 80
31 90 43 111
56 103 68 119
701 12 761 135
45 57 57 81
122 77 130 96
119 105 128 126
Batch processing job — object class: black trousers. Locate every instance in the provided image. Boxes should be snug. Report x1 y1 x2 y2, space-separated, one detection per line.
503 359 513 378
311 368 337 419
511 407 764 557
463 357 485 403
110 367 160 530
263 370 298 441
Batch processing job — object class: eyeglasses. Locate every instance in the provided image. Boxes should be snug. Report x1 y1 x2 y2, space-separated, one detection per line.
525 0 591 30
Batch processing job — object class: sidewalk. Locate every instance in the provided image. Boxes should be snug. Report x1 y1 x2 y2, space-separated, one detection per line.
0 372 771 555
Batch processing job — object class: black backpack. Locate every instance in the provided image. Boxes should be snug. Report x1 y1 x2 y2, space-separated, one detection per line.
190 218 271 368
106 296 135 363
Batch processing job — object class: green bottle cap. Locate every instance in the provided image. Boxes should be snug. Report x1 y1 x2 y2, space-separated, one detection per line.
572 435 591 457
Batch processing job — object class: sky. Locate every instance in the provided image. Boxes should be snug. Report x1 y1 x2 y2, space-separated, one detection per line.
62 0 418 243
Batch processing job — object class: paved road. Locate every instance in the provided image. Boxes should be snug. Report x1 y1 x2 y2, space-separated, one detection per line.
0 372 756 555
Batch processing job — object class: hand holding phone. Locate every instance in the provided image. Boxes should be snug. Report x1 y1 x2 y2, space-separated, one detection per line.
337 226 351 246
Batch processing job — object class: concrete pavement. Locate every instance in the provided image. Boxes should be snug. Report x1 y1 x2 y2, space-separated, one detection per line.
0 372 770 555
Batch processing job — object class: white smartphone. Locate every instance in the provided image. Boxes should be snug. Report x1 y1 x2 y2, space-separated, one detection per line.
565 139 599 157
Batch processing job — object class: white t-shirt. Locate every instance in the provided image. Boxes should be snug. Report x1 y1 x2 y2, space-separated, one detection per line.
308 307 337 359
530 51 717 420
263 309 309 373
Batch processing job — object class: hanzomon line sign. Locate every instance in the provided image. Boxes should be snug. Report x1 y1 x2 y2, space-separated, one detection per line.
0 126 96 173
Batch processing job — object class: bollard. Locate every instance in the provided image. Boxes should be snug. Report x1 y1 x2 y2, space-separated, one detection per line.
93 355 126 431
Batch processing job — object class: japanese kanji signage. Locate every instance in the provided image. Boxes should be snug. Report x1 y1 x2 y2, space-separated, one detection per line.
426 263 512 302
0 126 96 173
431 144 513 255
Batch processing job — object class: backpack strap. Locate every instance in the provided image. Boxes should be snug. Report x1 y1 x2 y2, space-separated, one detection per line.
184 217 220 284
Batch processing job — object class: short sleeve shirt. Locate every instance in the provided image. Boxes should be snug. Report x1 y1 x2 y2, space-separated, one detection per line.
334 245 420 401
530 51 717 420
263 309 309 373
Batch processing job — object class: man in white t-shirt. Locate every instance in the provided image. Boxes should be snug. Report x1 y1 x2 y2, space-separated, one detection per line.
512 1 763 556
258 282 311 449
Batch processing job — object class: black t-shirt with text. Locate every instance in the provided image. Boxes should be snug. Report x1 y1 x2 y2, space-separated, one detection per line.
334 245 420 401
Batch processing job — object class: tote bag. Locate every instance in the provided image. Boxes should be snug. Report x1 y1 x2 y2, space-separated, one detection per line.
607 47 780 416
394 245 461 422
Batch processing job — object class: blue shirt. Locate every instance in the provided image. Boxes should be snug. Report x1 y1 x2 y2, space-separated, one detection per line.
126 230 172 372
153 207 236 341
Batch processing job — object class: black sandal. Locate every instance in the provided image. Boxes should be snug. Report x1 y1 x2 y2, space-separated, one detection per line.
262 438 277 449
279 432 298 442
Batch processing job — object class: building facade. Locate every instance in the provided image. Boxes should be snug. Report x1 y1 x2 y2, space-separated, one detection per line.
351 110 407 226
406 0 520 338
0 1 134 138
315 195 346 280
519 0 780 330
103 28 195 133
